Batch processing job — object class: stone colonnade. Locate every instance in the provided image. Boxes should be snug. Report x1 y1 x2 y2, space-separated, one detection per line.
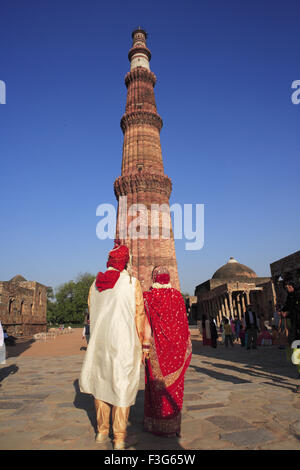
200 290 251 326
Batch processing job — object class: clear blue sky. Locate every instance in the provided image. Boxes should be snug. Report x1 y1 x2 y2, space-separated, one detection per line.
0 0 299 294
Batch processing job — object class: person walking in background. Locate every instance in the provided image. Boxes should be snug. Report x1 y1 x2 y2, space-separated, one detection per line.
80 241 147 449
0 322 6 365
82 313 90 345
233 315 242 344
143 266 192 437
230 317 235 337
245 305 259 350
224 318 234 347
200 314 212 346
209 315 218 348
273 304 281 329
278 305 289 350
239 325 246 347
219 318 225 344
240 313 247 346
257 327 272 346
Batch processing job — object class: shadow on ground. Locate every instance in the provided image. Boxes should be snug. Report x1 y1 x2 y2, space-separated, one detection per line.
72 380 184 450
6 339 35 358
191 338 298 392
73 379 97 433
0 364 19 386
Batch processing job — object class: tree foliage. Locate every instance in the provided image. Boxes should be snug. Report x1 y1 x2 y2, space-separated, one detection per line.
47 273 95 325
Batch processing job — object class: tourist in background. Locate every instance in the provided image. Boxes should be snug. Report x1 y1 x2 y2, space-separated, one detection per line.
143 266 192 437
80 241 147 449
200 314 212 346
224 318 234 347
220 316 227 344
245 305 259 349
239 325 246 347
277 306 289 350
209 315 218 348
0 322 6 365
257 327 272 346
233 315 242 343
230 317 235 337
3 329 16 346
82 313 90 345
240 313 246 345
273 304 281 329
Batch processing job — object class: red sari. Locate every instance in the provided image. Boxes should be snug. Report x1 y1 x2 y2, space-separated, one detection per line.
143 287 192 436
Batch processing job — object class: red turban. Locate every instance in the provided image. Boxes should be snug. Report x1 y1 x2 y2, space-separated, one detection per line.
95 242 130 292
106 244 129 271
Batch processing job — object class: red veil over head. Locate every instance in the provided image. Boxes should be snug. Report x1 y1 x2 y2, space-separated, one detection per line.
95 241 129 292
152 265 170 286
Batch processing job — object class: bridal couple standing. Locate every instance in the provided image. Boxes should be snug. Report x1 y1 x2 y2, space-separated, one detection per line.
79 241 192 450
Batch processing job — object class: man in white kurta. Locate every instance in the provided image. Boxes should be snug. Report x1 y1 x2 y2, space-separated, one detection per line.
79 244 146 450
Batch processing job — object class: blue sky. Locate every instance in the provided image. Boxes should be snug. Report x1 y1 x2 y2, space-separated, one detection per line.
0 0 299 294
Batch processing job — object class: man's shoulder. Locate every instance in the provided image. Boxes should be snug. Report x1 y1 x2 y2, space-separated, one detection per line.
120 270 133 279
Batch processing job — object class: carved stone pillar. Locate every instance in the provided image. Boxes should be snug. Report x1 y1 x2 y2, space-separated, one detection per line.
245 291 250 307
224 295 230 318
236 293 242 318
228 292 234 318
241 293 246 315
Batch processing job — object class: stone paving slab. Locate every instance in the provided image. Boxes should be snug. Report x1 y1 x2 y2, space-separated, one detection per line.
219 428 276 448
1 337 300 450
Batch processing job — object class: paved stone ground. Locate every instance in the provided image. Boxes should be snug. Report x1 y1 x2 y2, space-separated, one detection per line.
1 332 300 450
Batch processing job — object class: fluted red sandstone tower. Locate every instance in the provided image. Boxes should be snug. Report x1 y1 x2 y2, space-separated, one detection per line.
114 29 180 291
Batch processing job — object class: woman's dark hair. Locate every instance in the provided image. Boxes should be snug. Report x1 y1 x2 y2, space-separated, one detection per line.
285 280 296 289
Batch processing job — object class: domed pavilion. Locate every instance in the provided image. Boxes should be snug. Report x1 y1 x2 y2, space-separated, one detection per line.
195 257 275 325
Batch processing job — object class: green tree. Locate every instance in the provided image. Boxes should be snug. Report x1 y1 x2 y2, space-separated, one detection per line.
46 286 58 324
52 273 95 325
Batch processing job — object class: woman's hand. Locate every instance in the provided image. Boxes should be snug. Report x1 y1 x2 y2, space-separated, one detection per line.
142 351 150 366
142 352 147 367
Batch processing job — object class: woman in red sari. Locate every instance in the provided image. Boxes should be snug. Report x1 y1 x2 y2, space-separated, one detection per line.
142 266 192 437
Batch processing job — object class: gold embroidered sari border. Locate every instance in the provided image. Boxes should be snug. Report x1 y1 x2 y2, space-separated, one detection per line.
144 413 181 436
150 337 192 389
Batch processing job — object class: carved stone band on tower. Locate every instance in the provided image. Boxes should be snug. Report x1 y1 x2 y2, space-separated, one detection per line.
114 29 180 292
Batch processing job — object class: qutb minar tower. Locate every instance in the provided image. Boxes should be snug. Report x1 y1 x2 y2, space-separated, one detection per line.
114 28 180 291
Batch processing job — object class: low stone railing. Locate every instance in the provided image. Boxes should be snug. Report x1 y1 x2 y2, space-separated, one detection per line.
33 327 74 342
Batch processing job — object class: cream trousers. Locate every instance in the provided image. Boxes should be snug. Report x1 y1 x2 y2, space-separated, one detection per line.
94 399 130 443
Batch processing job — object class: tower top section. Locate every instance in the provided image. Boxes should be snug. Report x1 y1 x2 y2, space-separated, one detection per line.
128 28 151 71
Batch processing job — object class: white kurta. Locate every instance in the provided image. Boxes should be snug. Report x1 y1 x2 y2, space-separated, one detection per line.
79 270 142 407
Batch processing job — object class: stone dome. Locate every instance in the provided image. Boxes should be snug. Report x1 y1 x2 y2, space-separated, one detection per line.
9 274 27 283
212 257 257 280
